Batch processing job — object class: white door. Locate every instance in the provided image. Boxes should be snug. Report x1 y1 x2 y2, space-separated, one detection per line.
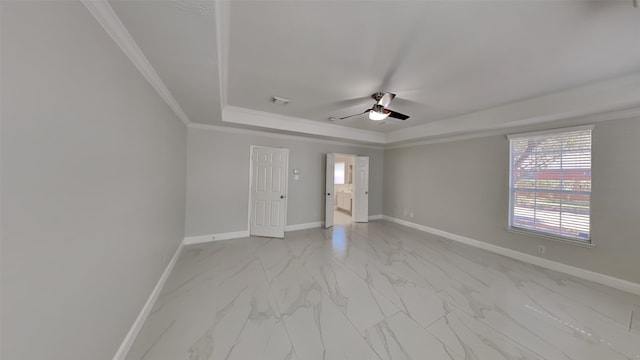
353 156 369 222
325 153 335 228
250 146 288 238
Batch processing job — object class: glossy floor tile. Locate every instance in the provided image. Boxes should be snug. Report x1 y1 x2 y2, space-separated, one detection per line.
334 209 352 224
126 221 640 360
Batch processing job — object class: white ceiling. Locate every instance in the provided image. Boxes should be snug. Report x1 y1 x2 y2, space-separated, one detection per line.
106 0 640 144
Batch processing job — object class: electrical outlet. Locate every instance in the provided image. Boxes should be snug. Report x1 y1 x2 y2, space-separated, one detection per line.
409 212 414 218
537 244 546 254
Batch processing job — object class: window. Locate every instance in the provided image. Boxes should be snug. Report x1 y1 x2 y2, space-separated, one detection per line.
508 125 593 243
334 162 345 184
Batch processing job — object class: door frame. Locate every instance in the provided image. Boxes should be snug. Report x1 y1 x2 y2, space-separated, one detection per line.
248 145 289 237
352 155 369 223
325 153 335 228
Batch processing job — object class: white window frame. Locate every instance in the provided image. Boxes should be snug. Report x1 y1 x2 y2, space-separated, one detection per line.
334 162 346 185
507 124 595 247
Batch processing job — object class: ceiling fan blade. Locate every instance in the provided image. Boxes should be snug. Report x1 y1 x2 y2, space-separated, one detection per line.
304 96 371 115
387 109 410 120
377 92 396 108
377 21 423 92
339 109 371 120
330 96 372 109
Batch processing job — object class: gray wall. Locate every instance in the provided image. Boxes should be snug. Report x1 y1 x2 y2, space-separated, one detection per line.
185 127 384 236
1 2 187 360
383 117 640 283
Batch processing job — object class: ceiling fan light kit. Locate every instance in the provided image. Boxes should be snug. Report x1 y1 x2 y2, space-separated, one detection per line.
369 104 390 121
336 92 410 121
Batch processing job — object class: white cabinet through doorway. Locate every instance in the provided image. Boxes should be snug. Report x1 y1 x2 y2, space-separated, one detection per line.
336 192 352 213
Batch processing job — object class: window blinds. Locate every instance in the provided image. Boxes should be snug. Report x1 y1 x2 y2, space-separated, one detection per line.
508 126 592 242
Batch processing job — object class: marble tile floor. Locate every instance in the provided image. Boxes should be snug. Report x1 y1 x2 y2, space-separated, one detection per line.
125 220 640 360
334 209 353 225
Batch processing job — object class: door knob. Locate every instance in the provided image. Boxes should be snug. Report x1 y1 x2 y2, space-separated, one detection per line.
327 193 331 196
280 195 286 199
365 191 368 194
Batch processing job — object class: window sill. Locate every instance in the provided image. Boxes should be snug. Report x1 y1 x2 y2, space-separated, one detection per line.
505 227 596 248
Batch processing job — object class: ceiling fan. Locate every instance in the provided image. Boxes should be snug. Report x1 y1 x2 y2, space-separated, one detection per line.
335 92 410 121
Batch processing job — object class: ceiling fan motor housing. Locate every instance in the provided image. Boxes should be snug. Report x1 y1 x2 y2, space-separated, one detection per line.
372 92 396 107
337 92 408 120
372 104 387 114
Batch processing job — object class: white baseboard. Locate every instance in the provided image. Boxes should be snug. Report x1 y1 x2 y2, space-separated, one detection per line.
183 223 324 245
113 241 184 360
284 216 381 230
285 221 323 232
382 216 640 296
183 230 250 245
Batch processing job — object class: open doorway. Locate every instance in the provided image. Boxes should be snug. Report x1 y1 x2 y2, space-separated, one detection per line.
333 154 356 224
325 153 369 228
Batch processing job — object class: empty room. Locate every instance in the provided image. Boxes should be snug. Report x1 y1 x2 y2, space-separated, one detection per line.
2 1 640 359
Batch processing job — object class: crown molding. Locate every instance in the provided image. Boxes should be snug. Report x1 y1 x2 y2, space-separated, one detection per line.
214 1 230 108
222 105 387 144
216 101 640 149
385 106 640 149
85 0 640 145
218 72 640 146
386 72 640 144
385 128 514 149
188 122 384 150
82 0 191 126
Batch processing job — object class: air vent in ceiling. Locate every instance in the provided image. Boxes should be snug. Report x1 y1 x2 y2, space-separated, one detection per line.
271 96 290 105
